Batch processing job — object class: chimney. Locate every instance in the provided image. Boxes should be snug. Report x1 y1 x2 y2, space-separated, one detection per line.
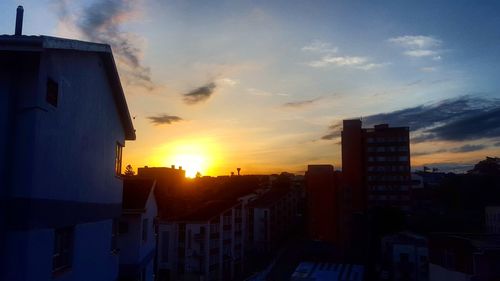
15 6 23 36
237 168 241 176
171 165 175 169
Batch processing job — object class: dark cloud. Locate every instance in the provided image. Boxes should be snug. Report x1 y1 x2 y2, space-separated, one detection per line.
183 83 216 105
321 131 340 140
147 114 183 125
450 144 487 153
55 0 154 90
321 96 500 143
494 142 500 147
283 97 321 108
412 149 448 157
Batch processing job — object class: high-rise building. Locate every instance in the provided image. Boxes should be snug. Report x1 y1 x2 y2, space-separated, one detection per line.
342 120 411 211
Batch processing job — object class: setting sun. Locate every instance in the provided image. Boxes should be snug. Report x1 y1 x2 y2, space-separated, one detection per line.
155 138 222 178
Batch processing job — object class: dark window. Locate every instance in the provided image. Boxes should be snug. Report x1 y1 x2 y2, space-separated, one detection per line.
161 231 169 262
119 221 129 234
142 219 148 242
46 78 59 107
53 226 74 273
115 143 123 175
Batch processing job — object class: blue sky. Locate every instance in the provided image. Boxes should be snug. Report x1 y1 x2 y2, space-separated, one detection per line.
2 0 499 175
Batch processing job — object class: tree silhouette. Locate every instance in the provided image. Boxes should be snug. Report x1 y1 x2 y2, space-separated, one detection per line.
124 164 135 176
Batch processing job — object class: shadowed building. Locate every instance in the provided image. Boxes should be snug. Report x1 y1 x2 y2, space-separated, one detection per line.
342 120 411 212
0 7 135 281
118 178 158 281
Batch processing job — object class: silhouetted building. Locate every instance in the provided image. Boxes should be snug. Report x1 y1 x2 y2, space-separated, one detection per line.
429 233 500 281
118 179 158 281
157 201 245 281
0 11 135 281
380 232 428 281
485 206 500 234
305 165 341 244
342 120 411 211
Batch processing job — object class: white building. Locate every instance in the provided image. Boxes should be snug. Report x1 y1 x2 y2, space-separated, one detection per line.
157 201 245 281
290 262 364 281
380 232 428 281
0 9 136 281
118 178 158 281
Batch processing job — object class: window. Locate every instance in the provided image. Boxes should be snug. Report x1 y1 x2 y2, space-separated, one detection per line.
115 142 123 175
46 78 59 107
119 221 129 234
53 226 74 273
142 219 148 242
161 231 170 262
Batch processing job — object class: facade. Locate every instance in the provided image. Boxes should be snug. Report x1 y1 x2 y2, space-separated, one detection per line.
485 206 500 234
157 201 245 281
429 233 500 281
118 178 158 281
247 186 301 253
342 120 411 211
380 232 428 281
305 165 340 243
0 22 135 281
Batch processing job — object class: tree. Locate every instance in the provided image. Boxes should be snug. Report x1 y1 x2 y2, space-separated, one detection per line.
468 157 500 176
124 164 135 176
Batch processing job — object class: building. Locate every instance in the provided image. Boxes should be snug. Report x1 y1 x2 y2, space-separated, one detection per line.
118 178 158 281
305 165 341 243
380 232 428 281
429 233 500 281
157 201 245 281
290 262 364 281
247 186 301 253
0 7 135 281
485 206 500 234
342 120 411 211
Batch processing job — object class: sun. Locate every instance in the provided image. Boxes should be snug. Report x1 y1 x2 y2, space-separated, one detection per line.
158 138 220 178
172 154 205 178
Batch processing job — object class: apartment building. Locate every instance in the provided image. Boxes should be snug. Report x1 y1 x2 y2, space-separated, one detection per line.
157 201 245 281
342 120 411 211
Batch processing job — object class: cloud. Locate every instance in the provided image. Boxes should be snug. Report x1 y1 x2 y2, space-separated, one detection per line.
412 149 448 157
494 142 500 147
321 131 341 140
217 78 238 86
54 0 154 90
147 114 183 125
420 67 437 72
450 144 487 153
302 40 338 53
321 96 500 143
404 49 438 57
389 35 443 60
388 35 442 49
309 55 368 68
283 97 321 108
183 82 216 104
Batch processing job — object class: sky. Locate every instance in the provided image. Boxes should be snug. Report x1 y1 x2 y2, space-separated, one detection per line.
2 0 500 176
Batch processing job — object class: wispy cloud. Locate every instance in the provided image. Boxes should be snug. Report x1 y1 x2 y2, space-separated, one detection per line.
451 144 487 153
304 40 387 70
147 114 183 125
322 96 500 143
54 0 154 90
283 97 321 108
389 35 443 60
183 82 217 105
388 35 442 49
302 40 338 53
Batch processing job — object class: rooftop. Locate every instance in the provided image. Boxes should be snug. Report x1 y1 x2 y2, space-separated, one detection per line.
172 200 239 222
123 178 156 211
0 34 136 140
291 262 364 281
248 187 290 208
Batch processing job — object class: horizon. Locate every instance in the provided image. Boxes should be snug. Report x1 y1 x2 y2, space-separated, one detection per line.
2 1 499 177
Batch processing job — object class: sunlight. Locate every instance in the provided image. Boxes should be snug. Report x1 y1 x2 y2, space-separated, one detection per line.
158 138 221 178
